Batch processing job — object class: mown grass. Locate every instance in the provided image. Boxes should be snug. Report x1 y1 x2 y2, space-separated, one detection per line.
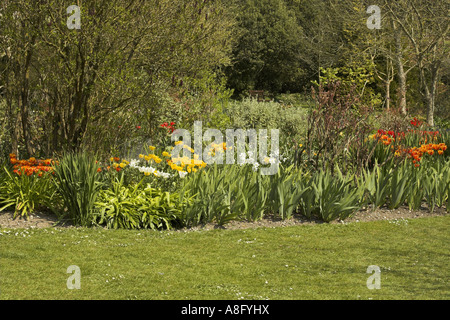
0 216 448 300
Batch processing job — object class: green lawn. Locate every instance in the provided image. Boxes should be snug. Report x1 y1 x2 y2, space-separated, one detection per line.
0 216 449 300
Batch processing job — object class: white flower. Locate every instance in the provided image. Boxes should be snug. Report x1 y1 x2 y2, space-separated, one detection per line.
268 157 277 164
178 171 188 178
158 172 171 179
129 159 139 168
139 166 156 174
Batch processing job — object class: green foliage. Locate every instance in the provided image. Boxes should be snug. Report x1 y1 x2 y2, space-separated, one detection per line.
0 168 59 219
314 64 382 108
275 93 314 109
179 164 241 227
420 160 450 212
267 165 308 220
359 157 450 212
180 163 305 226
175 71 234 130
226 98 307 143
360 162 391 209
298 167 363 222
180 162 365 226
52 153 102 226
388 162 412 210
0 0 236 157
94 178 188 230
225 0 306 94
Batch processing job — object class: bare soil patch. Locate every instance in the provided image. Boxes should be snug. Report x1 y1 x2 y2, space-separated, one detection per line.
0 205 447 231
0 211 73 229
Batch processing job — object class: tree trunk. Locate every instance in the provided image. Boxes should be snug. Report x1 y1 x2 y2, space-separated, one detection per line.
393 22 407 115
12 111 21 157
386 80 391 110
18 35 37 157
418 51 440 127
425 64 439 127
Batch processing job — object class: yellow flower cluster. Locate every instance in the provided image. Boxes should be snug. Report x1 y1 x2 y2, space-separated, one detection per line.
139 146 162 164
168 156 207 173
134 142 210 176
109 157 129 172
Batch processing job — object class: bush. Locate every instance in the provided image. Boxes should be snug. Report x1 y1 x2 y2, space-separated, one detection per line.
94 178 189 230
226 98 307 140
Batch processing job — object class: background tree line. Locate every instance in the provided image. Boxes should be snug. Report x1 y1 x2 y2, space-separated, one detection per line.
0 0 448 160
224 0 449 125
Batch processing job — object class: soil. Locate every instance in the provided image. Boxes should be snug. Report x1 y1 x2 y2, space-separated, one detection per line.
0 205 447 231
0 211 74 229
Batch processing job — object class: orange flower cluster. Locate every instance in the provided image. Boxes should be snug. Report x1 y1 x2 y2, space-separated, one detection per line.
404 143 447 167
9 153 55 176
379 134 395 146
371 130 404 146
109 157 129 172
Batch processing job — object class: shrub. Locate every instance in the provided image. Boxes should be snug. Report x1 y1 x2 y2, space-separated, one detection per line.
225 98 307 146
94 178 188 230
305 81 375 174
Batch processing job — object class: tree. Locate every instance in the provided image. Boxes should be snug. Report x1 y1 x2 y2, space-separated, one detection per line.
385 0 450 126
224 0 305 95
0 0 236 156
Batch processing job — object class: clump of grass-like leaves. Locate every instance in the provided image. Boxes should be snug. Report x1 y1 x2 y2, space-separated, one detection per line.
0 167 58 219
52 152 102 226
